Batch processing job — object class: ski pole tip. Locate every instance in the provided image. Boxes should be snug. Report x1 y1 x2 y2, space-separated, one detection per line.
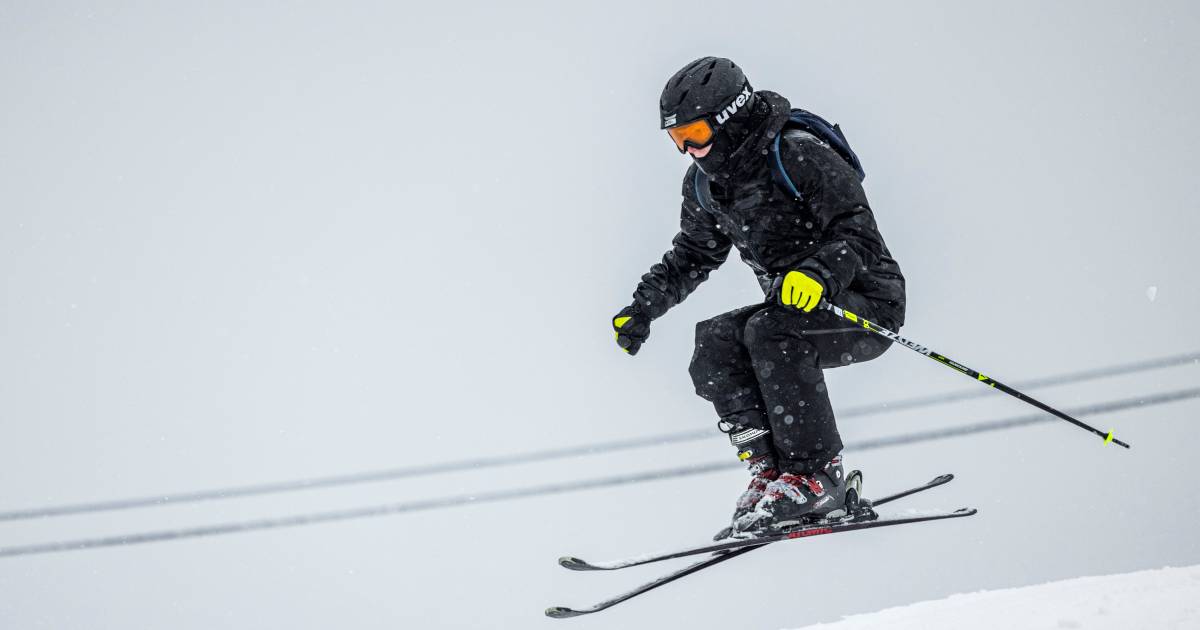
1104 430 1131 449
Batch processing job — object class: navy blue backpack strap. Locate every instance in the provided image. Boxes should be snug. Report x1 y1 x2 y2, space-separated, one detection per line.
769 133 802 200
768 108 866 200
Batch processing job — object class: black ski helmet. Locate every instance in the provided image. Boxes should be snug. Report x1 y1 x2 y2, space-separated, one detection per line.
659 57 754 131
660 57 759 176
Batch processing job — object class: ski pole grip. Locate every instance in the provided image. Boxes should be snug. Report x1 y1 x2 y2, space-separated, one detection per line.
765 275 784 303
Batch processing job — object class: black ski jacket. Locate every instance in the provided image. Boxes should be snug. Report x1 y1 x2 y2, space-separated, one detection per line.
632 91 906 329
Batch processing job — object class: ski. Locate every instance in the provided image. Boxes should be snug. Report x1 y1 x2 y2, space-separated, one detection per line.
554 506 973 583
545 475 973 619
545 508 975 619
545 545 760 619
559 473 958 572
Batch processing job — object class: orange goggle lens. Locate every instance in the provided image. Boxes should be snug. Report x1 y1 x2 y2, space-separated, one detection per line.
666 118 714 153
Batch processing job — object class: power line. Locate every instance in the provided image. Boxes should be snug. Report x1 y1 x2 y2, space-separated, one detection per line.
1 351 1193 522
1 386 1193 559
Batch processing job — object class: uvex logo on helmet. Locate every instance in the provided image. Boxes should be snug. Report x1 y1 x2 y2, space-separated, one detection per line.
714 85 753 125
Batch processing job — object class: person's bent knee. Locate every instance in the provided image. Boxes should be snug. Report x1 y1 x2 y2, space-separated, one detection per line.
742 309 779 347
744 309 818 362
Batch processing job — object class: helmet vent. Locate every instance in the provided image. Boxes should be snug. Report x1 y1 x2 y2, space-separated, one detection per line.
700 71 712 86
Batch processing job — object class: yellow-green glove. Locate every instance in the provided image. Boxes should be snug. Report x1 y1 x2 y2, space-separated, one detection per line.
779 270 824 312
612 305 651 355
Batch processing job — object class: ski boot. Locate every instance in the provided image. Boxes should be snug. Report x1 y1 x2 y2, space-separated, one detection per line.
734 456 868 534
712 456 779 540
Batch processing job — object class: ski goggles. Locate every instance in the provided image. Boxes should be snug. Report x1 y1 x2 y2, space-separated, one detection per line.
666 118 715 153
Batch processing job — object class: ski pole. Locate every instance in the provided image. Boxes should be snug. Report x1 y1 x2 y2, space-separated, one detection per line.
818 300 1130 449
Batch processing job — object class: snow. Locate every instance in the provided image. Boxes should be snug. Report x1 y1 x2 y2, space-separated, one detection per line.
788 565 1200 630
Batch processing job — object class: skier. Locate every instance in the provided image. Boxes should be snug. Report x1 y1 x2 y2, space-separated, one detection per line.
612 57 906 535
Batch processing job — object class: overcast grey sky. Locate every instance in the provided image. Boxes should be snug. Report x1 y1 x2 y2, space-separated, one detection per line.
2 2 1198 628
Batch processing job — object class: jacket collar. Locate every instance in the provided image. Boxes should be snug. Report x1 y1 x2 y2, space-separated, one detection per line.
706 90 791 184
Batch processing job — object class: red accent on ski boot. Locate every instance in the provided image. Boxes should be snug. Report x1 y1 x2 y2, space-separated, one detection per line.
734 456 846 534
713 456 778 540
735 459 779 516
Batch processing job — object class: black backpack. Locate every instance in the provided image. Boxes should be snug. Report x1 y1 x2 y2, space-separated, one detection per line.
694 108 864 210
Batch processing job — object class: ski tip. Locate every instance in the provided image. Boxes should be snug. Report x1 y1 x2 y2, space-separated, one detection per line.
558 556 595 571
545 606 584 619
954 507 978 516
931 473 954 485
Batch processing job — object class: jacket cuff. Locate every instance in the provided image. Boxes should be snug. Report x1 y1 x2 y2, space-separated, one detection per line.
796 260 835 297
629 289 668 321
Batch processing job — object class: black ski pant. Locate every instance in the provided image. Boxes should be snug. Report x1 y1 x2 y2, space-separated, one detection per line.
688 297 894 475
